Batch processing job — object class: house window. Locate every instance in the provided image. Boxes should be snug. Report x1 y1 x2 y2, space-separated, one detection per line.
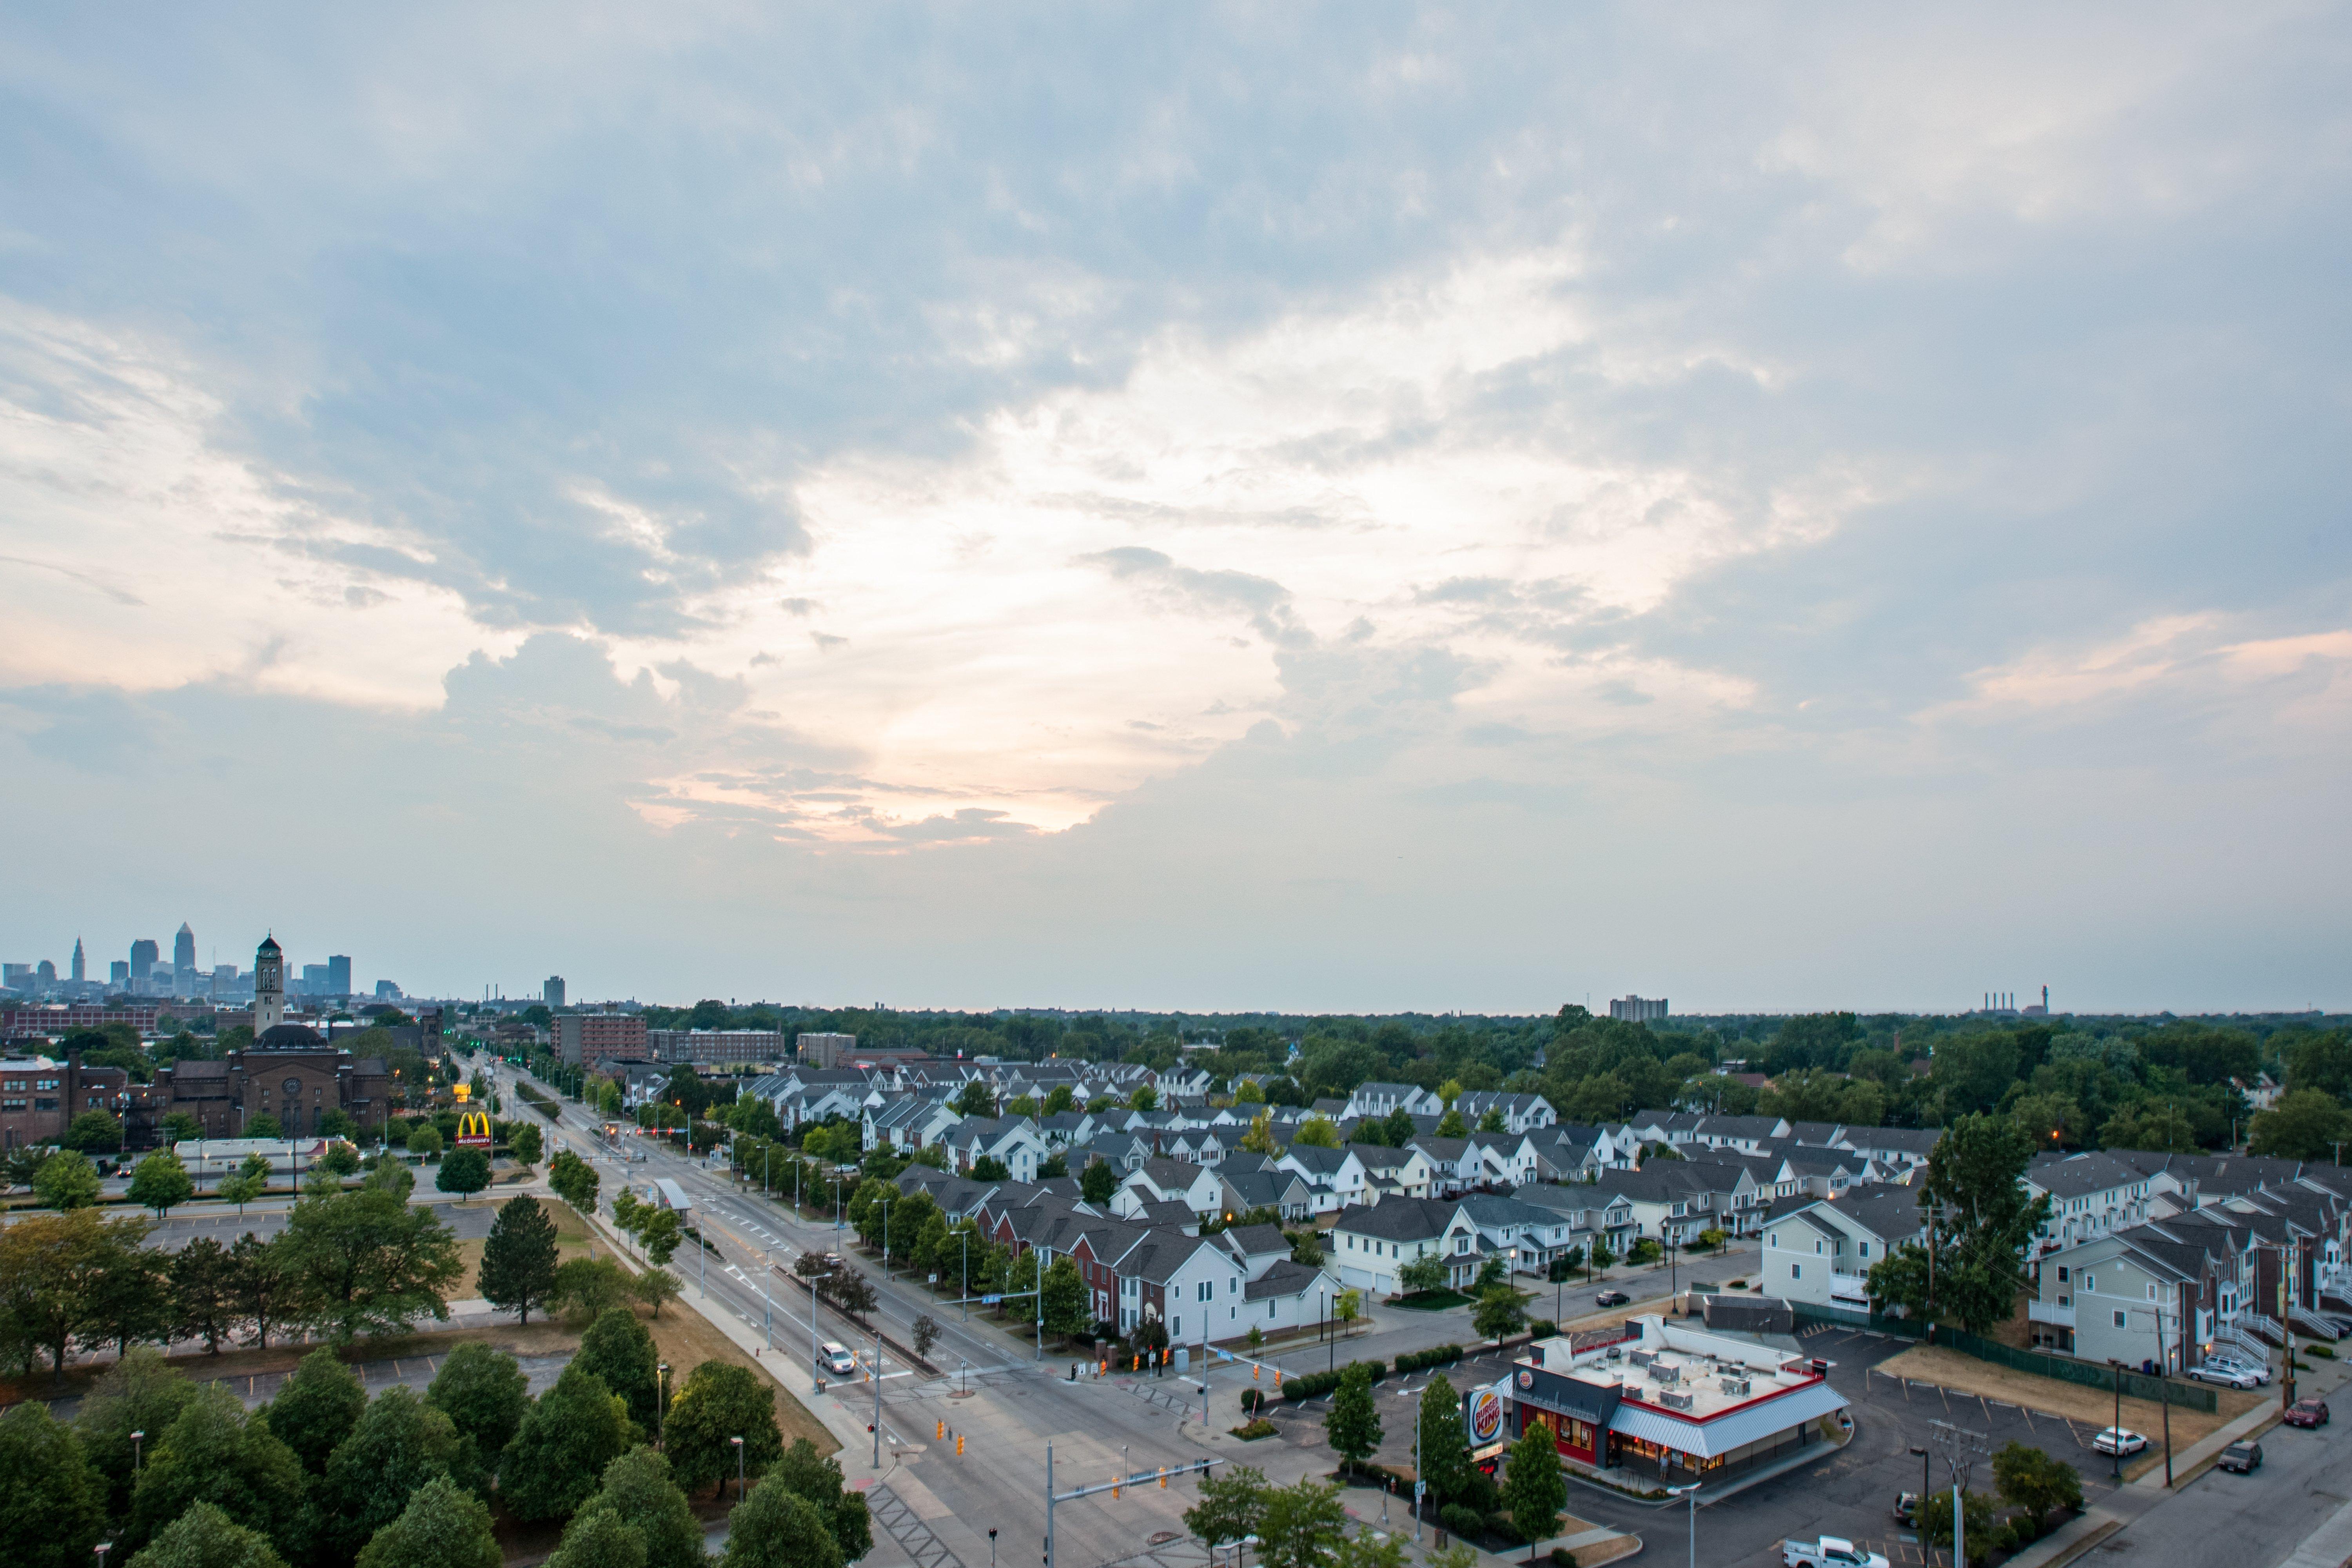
1791 1264 1802 1280
1859 1243 1870 1258
2113 1310 2127 1328
2057 1267 2069 1283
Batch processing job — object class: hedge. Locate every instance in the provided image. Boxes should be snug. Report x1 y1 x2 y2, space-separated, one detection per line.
1394 1345 1463 1374
1280 1359 1387 1402
1438 1504 1485 1539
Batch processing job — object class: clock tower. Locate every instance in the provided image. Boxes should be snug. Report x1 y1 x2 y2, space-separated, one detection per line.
254 934 287 1033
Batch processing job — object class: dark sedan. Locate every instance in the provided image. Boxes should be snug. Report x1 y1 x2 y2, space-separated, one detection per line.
1595 1289 1631 1307
2285 1398 2331 1428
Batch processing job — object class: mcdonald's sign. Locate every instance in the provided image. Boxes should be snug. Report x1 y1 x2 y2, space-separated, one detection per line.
456 1110 494 1150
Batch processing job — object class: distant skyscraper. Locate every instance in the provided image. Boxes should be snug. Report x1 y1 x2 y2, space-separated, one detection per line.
71 937 85 982
254 934 286 1032
174 923 196 972
327 955 352 996
130 937 159 982
544 975 566 1007
301 963 330 996
36 959 57 985
1608 994 1670 1023
109 960 131 986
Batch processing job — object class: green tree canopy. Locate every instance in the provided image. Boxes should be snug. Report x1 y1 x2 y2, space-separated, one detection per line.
74 1345 200 1514
124 1500 289 1568
498 1364 632 1521
508 1122 544 1165
549 1149 601 1212
1257 1478 1347 1568
243 1114 283 1140
477 1194 561 1325
261 1348 366 1474
127 1386 305 1560
64 1110 124 1153
1 1207 152 1375
1992 1441 2083 1534
352 1474 501 1568
591 1446 711 1568
577 1307 664 1437
0 1401 107 1568
436 1148 491 1201
1501 1421 1566 1557
1417 1376 1471 1504
33 1149 103 1209
168 1238 243 1355
1079 1160 1120 1205
425 1342 532 1494
720 1472 842 1568
1324 1363 1382 1473
130 1151 196 1216
1473 1284 1526 1343
1184 1463 1268 1549
1292 1117 1340 1149
1867 1115 2050 1334
318 1386 460 1561
664 1360 786 1497
2249 1090 2351 1160
769 1437 872 1562
277 1187 463 1343
546 1502 648 1568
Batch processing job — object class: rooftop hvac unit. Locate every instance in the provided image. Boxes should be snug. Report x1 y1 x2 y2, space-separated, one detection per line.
1659 1389 1695 1411
1628 1350 1655 1368
1720 1377 1751 1396
1650 1363 1680 1383
1604 1346 1623 1361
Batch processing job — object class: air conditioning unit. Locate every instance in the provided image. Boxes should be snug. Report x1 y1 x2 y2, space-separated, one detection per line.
1628 1350 1655 1368
1659 1389 1695 1411
1650 1364 1680 1383
1720 1377 1751 1396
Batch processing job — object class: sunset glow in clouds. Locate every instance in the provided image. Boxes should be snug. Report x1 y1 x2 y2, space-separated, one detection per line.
2 5 2346 1009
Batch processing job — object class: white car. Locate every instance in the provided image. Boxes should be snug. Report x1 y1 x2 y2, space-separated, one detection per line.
2203 1356 2270 1385
1783 1538 1888 1568
819 1342 858 1377
2188 1361 2262 1389
2091 1427 2147 1456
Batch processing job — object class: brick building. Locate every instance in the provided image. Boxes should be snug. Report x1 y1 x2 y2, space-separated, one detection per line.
0 1053 132 1150
650 1029 785 1068
554 1011 652 1069
152 1024 392 1140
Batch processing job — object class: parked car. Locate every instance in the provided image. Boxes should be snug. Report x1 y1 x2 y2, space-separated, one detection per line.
819 1341 858 1376
2216 1441 2263 1474
2201 1354 2270 1385
2092 1427 2148 1456
2188 1361 2263 1389
2285 1398 2332 1428
1783 1537 1889 1568
1595 1289 1631 1307
1892 1493 1919 1526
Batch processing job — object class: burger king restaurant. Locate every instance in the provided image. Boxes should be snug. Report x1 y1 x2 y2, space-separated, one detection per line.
1479 1316 1849 1488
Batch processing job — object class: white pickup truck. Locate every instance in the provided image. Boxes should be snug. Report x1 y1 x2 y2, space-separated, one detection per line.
1783 1539 1889 1568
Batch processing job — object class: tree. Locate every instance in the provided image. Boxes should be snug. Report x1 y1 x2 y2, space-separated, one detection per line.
508 1122 544 1165
1184 1463 1268 1550
32 1149 103 1210
1587 1236 1616 1274
1131 1085 1159 1112
126 1387 304 1560
720 1473 842 1568
2249 1090 2351 1160
577 1307 664 1437
477 1194 561 1325
261 1347 365 1474
405 1124 443 1161
591 1446 710 1568
1042 1256 1090 1340
969 1155 1011 1182
1916 1489 1997 1556
426 1342 531 1494
1289 1230 1325 1268
1334 1287 1362 1334
364 1155 414 1200
352 1474 501 1568
954 1080 996 1118
549 1149 601 1213
1478 1109 1508 1134
74 1346 200 1514
278 1187 463 1342
632 1267 683 1319
1867 1115 2051 1334
1257 1478 1347 1568
1474 1284 1526 1344
1502 1419 1566 1557
169 1237 243 1353
226 1235 298 1349
436 1148 491 1201
499 1364 632 1521
243 1114 283 1140
1417 1377 1471 1504
64 1110 123 1154
0 1208 151 1376
1044 1084 1077 1115
665 1359 785 1496
1436 1107 1468 1138
1292 1117 1341 1149
160 1110 205 1144
638 1207 684 1266
124 1501 289 1568
1992 1441 2083 1534
317 1386 461 1561
130 1151 196 1217
0 1401 106 1568
1079 1160 1120 1206
1474 1256 1508 1291
912 1314 941 1362
553 1258 638 1322
87 1226 171 1356
546 1503 648 1568
769 1436 873 1561
319 1141 361 1177
1324 1363 1382 1473
1627 1238 1661 1266
1240 1114 1280 1156
217 1170 266 1214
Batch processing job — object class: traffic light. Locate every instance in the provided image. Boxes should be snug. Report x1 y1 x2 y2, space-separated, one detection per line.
956 1433 965 1456
1158 1467 1167 1488
937 1419 945 1440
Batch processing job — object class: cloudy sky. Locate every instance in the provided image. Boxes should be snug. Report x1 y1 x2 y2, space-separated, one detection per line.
3 5 2346 1014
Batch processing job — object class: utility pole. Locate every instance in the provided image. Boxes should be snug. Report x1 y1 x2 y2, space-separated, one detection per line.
1925 1420 1988 1567
873 1327 884 1469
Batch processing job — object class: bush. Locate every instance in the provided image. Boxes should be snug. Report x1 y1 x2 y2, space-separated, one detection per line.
1230 1419 1278 1440
1528 1319 1557 1339
2307 1343 2336 1358
1394 1345 1463 1374
1485 1512 1522 1543
1439 1504 1485 1539
1278 1359 1386 1402
1550 1550 1577 1568
1239 1389 1265 1413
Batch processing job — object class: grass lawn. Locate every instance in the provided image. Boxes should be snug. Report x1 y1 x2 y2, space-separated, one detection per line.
443 1193 604 1300
1389 1290 1472 1310
1875 1344 2260 1475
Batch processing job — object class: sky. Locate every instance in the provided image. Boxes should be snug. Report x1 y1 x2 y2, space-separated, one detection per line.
2 5 2347 1015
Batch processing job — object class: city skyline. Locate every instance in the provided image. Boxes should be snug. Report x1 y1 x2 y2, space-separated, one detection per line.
3 9 2347 1013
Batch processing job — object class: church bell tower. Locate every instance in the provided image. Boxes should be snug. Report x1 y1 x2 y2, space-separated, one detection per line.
254 934 286 1034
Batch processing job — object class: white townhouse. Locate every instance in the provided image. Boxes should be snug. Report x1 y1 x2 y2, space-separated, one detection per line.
1330 1196 1485 1295
1345 1081 1438 1120
944 1116 1049 1184
1454 1091 1559 1135
1277 1143 1370 1214
1114 1157 1225 1222
1760 1184 1922 1311
1406 1134 1514 1198
1457 1193 1585 1276
861 1093 963 1153
1512 1183 1640 1256
1687 1114 1791 1155
2025 1150 2156 1259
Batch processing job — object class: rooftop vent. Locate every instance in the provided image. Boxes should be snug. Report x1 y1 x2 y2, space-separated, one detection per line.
1628 1350 1655 1368
1720 1377 1751 1397
1659 1389 1695 1411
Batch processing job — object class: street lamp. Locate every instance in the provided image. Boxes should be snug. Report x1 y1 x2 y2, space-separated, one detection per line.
657 1362 670 1446
1666 1482 1699 1568
1909 1445 1928 1506
731 1435 746 1502
130 1430 143 1475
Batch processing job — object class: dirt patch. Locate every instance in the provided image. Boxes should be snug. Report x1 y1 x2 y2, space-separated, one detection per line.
1874 1345 2260 1458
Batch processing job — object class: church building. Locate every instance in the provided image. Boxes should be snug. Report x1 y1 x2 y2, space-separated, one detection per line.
154 935 392 1138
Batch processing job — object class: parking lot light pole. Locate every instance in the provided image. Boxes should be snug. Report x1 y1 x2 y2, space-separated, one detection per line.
1909 1446 1927 1508
1667 1482 1698 1568
2107 1361 2125 1479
